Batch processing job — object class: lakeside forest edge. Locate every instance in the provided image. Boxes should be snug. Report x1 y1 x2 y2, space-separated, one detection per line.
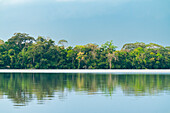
0 33 169 69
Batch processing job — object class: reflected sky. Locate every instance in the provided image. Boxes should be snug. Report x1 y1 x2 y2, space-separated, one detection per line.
0 73 170 113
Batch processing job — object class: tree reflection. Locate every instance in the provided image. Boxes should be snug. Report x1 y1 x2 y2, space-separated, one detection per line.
0 73 169 105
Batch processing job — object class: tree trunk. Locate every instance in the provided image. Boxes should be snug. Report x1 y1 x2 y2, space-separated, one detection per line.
109 60 112 69
78 59 80 69
72 57 74 68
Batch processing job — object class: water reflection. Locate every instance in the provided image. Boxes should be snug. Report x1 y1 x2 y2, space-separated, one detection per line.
0 73 169 106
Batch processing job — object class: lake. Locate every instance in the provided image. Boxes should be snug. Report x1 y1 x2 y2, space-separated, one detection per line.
0 73 170 113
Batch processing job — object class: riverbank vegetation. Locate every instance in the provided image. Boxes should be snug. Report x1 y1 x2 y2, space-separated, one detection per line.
0 33 169 69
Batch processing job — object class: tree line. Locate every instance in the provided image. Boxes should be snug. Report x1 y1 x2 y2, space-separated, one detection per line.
0 33 169 69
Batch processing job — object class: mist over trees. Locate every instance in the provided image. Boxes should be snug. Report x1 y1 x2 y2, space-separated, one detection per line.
0 33 169 69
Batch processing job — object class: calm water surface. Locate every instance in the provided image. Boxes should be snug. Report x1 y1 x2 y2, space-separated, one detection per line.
0 73 170 113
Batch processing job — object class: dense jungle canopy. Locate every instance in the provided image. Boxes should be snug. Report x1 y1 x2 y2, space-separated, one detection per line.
0 33 169 69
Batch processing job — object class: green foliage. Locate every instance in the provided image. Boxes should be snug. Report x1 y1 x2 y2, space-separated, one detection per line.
101 40 117 53
0 40 4 45
58 39 68 48
121 42 146 51
0 33 169 69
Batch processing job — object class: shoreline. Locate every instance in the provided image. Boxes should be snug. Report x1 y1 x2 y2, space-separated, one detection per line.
0 69 170 74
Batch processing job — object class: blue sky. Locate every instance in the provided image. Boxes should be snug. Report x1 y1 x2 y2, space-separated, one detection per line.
0 0 170 49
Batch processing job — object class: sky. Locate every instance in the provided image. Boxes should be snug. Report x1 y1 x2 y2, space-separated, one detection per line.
0 0 170 49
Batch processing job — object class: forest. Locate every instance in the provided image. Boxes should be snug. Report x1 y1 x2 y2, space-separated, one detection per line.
0 33 169 69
